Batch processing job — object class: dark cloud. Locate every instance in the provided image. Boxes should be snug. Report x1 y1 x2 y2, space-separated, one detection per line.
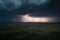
0 0 21 11
0 0 60 23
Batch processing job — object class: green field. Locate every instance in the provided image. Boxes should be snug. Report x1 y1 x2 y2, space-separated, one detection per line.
0 23 60 40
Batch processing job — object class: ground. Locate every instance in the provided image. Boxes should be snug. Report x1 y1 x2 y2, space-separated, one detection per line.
0 23 60 40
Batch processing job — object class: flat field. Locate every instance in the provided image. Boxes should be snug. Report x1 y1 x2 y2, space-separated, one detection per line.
0 23 60 40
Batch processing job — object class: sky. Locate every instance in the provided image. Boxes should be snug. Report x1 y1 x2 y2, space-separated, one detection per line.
0 0 60 23
0 0 50 10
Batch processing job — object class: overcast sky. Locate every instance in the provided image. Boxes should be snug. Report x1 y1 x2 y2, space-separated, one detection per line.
0 0 60 23
0 0 50 10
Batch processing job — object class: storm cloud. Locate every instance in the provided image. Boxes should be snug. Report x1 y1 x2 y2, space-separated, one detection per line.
0 0 50 11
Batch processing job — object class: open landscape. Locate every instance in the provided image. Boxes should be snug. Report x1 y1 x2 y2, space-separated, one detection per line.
0 0 60 40
0 22 60 40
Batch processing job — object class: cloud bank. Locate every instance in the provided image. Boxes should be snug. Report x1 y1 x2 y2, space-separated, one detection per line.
0 0 50 11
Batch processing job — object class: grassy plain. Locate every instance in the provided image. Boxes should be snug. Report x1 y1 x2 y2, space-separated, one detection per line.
0 23 60 40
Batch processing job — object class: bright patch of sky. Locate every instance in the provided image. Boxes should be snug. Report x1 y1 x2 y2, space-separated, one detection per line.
29 0 45 5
